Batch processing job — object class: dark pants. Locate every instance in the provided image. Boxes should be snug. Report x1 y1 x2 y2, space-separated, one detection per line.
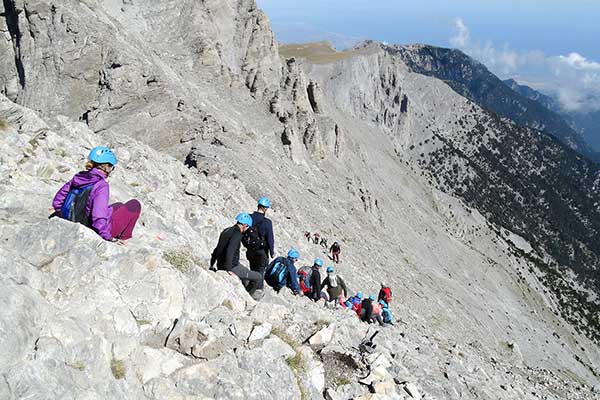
332 251 340 263
247 250 268 280
231 264 263 294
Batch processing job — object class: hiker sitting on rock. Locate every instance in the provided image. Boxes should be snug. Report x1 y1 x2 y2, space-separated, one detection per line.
265 248 302 295
210 213 264 300
52 146 141 244
321 266 349 307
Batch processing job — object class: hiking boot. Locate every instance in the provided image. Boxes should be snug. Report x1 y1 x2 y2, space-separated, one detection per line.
251 289 264 301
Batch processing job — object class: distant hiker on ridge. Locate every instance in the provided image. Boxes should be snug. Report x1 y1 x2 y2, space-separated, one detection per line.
243 196 274 284
330 241 341 263
320 237 328 249
210 213 263 300
313 232 320 245
265 248 302 295
52 147 142 244
304 231 311 242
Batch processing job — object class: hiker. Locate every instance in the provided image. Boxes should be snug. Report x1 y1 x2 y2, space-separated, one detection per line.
308 258 323 301
379 300 394 325
343 291 363 312
304 231 311 242
329 241 341 263
243 196 275 281
52 147 141 243
210 213 264 299
313 232 320 244
370 297 385 326
265 248 302 295
320 237 328 249
360 295 383 325
321 266 349 307
378 282 392 304
298 268 312 296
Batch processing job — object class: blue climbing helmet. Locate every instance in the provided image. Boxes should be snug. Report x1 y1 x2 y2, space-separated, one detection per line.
356 292 363 299
326 266 334 273
89 146 117 166
257 196 271 208
287 248 300 259
369 295 375 301
235 212 253 227
314 258 324 267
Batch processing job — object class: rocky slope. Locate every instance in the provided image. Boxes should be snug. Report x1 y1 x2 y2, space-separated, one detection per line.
1 1 600 399
389 44 600 162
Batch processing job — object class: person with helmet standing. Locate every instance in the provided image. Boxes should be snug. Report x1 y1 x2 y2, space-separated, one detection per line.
308 258 323 301
210 213 263 299
52 146 142 243
244 196 275 283
265 248 302 295
321 266 349 307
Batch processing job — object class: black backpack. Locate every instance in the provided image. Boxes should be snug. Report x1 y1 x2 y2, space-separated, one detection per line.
242 219 267 251
60 184 95 226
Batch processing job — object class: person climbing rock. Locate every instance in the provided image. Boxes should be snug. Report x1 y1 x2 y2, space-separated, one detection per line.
210 213 264 300
330 241 341 263
243 196 275 282
52 146 142 244
378 282 392 304
265 248 302 295
379 300 394 325
322 266 349 307
308 258 323 301
313 232 320 245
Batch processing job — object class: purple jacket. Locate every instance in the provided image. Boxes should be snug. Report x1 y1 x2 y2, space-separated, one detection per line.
52 168 113 240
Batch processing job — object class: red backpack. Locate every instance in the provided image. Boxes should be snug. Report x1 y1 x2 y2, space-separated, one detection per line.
298 270 311 295
380 287 392 303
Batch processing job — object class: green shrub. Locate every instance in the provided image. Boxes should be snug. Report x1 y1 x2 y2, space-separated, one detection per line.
163 249 193 273
111 358 126 380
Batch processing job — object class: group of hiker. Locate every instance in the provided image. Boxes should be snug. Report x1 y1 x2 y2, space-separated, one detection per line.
52 147 394 325
304 231 342 263
208 196 394 324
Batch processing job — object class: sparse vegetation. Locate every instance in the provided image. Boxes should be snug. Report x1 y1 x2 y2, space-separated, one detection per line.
163 249 193 273
110 358 126 380
271 327 307 399
69 361 85 371
222 299 233 310
0 119 8 131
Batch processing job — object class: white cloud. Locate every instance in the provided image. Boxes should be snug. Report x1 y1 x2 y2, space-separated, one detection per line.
449 19 600 113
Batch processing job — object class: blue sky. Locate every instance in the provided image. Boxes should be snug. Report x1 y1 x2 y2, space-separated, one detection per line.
257 0 600 111
257 0 598 56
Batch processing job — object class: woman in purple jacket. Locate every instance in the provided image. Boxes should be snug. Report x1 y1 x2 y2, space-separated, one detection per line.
52 146 141 243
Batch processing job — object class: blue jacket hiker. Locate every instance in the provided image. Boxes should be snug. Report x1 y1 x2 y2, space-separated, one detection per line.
265 249 302 295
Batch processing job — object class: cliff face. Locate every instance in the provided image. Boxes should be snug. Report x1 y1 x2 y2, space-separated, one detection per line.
1 1 600 399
